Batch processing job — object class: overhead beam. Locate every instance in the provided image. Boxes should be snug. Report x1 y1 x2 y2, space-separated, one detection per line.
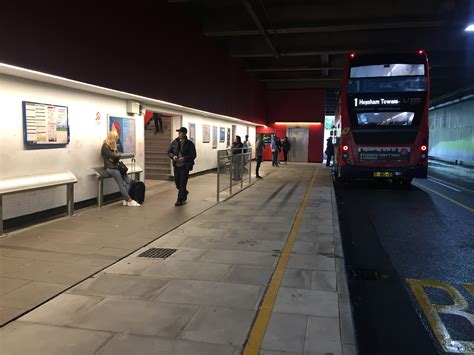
260 78 341 82
246 66 343 72
231 46 469 58
232 50 353 58
205 20 445 37
241 0 279 58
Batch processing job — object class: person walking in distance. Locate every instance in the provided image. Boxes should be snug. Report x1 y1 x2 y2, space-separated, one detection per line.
282 136 291 164
325 136 334 167
271 135 279 167
167 127 197 206
255 134 265 178
232 135 244 180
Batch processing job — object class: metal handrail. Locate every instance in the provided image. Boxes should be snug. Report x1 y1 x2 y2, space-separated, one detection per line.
217 147 252 201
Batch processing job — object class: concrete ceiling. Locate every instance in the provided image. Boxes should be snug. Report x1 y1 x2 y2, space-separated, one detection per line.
173 0 474 99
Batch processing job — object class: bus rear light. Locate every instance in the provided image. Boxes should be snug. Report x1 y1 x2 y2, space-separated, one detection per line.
418 50 424 55
342 153 349 160
349 52 356 59
342 145 349 151
421 145 427 152
421 153 427 159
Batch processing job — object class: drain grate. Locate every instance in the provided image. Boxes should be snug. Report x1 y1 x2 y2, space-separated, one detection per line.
138 248 177 259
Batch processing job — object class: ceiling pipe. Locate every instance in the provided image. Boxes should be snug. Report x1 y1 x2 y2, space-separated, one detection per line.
205 20 446 37
241 0 279 59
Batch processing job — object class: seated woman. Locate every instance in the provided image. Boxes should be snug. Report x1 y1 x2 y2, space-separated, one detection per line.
101 132 141 207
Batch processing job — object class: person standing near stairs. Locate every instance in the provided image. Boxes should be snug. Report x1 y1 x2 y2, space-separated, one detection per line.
167 127 197 206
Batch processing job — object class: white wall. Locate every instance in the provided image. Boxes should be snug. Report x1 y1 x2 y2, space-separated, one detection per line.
0 74 145 219
0 74 257 221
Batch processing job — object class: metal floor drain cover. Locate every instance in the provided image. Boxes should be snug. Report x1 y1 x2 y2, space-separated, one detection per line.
138 248 177 259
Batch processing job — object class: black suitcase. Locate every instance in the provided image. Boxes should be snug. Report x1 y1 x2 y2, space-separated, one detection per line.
129 180 145 204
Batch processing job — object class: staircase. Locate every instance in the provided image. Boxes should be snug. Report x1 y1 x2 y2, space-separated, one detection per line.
144 116 173 180
325 88 338 116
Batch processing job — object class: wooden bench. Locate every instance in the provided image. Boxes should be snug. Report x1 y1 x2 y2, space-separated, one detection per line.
92 162 143 207
0 170 78 236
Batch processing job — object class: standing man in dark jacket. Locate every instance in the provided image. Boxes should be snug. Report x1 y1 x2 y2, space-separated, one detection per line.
167 127 197 206
325 137 334 167
255 134 265 178
282 137 291 164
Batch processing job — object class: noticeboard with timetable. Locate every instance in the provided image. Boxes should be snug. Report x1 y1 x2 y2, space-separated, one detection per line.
23 101 69 147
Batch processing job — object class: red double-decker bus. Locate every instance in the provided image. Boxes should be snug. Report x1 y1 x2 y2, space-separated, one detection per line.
333 51 430 185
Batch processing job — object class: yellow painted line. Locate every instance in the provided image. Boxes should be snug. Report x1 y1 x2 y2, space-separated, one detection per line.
243 169 318 355
414 182 474 213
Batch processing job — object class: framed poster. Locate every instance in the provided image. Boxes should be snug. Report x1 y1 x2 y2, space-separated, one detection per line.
188 123 196 143
108 115 136 154
202 124 210 143
212 126 218 149
219 127 225 142
23 101 69 147
226 128 231 147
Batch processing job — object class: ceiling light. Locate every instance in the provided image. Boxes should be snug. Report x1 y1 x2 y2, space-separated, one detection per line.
465 24 474 32
274 122 322 126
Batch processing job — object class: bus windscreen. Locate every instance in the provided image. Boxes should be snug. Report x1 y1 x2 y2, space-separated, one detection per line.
357 112 415 126
350 64 425 78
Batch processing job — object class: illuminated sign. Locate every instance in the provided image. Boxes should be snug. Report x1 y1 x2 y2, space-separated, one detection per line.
354 98 400 107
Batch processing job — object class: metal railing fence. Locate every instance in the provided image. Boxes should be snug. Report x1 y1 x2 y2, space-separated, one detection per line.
217 147 252 201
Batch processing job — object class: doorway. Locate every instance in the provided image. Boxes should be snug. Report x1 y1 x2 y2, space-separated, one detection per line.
287 126 309 162
144 111 174 180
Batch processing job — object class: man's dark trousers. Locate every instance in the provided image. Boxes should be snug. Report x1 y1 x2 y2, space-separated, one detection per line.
174 166 190 201
256 155 262 177
326 154 333 167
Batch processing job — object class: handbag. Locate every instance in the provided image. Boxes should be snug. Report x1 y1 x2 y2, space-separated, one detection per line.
116 161 128 175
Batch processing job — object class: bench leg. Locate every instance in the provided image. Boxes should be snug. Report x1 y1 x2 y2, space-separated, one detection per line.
67 184 74 216
97 178 104 208
0 195 4 236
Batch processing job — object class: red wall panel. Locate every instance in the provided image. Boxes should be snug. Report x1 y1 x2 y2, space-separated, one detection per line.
259 90 326 162
266 90 326 122
0 1 266 124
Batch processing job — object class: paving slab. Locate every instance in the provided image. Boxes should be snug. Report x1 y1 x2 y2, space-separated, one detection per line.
223 265 274 286
69 299 198 337
156 280 262 309
304 316 342 355
0 322 112 355
0 281 66 310
67 273 169 299
19 293 103 326
142 260 231 281
97 334 240 355
273 287 338 318
262 312 308 353
180 306 256 345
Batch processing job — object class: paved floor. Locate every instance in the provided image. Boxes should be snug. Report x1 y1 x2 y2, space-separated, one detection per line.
0 163 355 355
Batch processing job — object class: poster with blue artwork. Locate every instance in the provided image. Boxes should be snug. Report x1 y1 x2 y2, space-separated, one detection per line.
219 127 225 142
108 115 136 154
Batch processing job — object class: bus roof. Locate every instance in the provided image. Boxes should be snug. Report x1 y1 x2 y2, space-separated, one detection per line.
348 53 428 66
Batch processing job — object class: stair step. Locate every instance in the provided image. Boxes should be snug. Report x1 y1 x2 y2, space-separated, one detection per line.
146 174 172 181
146 167 170 173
